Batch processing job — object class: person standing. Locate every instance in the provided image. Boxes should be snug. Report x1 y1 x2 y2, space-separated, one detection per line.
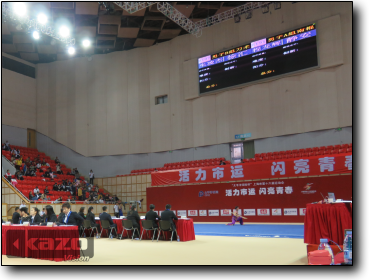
118 203 123 217
78 187 82 201
89 170 94 185
114 202 120 218
12 207 21 224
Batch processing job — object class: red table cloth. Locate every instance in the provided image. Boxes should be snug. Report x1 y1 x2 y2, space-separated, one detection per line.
2 225 80 262
304 203 352 245
95 218 195 241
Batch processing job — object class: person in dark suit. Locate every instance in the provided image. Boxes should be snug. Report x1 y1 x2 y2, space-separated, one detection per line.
56 202 84 227
29 207 42 225
40 205 57 225
145 204 160 228
12 207 21 224
78 207 85 219
160 204 178 238
57 208 64 223
86 206 101 236
99 206 117 238
127 205 141 238
19 207 31 223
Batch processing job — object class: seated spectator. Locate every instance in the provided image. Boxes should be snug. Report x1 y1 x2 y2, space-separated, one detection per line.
56 164 63 174
15 171 24 181
15 149 21 159
53 196 63 204
34 186 40 195
45 162 50 167
41 159 47 166
39 193 47 200
5 170 12 182
99 198 105 204
29 164 36 172
36 162 41 170
58 184 63 191
55 157 60 164
44 186 50 195
43 170 50 178
29 191 38 201
220 160 226 165
53 183 58 191
49 171 55 178
89 170 94 185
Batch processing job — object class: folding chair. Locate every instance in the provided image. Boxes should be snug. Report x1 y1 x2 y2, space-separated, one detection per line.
100 220 117 239
120 220 139 240
140 220 158 241
82 220 98 237
157 220 177 242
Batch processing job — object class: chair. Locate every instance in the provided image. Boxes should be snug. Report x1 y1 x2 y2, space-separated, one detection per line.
140 220 158 241
157 220 177 242
347 147 352 153
334 145 341 150
121 220 139 240
100 220 117 239
82 220 98 237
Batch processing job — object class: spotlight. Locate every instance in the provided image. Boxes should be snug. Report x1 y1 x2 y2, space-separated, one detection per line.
37 13 48 24
33 31 40 40
245 10 252 19
68 46 75 55
262 5 269 14
234 14 241 23
13 2 27 17
59 26 70 38
274 2 281 10
82 39 91 48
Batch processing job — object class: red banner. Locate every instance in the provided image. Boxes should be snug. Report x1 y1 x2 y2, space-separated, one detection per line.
147 175 352 223
151 153 352 186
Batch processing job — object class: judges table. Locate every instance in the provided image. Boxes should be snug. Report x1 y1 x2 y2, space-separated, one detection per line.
94 218 196 241
304 203 352 245
2 225 80 262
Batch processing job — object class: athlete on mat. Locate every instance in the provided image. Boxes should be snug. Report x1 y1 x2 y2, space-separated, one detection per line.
226 206 247 226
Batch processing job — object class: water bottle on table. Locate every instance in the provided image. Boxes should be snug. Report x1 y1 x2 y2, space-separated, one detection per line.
344 231 352 265
177 235 180 242
318 238 334 265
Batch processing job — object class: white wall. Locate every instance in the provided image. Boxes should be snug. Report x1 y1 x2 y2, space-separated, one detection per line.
1 124 27 147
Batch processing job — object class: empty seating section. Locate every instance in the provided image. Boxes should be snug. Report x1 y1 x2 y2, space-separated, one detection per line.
248 143 351 163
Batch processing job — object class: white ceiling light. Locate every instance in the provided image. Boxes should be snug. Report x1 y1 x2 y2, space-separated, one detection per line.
68 46 75 55
59 26 70 38
82 39 91 48
33 31 40 40
37 13 48 24
13 2 27 17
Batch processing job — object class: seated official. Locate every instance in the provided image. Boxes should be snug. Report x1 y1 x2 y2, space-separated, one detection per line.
145 204 160 228
56 202 84 227
160 204 178 237
99 206 117 237
19 207 31 223
57 209 64 223
12 207 21 224
127 205 141 237
78 207 86 219
29 207 42 225
86 207 101 235
40 205 58 225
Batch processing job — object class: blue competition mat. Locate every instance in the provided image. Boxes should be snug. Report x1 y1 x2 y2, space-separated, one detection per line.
194 224 304 239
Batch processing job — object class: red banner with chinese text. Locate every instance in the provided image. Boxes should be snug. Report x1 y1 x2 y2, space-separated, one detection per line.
147 175 352 223
151 153 352 186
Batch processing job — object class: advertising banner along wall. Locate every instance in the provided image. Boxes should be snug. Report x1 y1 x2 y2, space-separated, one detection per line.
147 175 352 222
151 153 352 186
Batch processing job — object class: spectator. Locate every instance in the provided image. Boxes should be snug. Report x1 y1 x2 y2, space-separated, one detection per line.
114 202 119 218
42 159 47 166
29 191 38 201
58 184 62 191
43 169 50 178
99 197 105 204
82 188 86 201
53 183 58 191
56 164 63 174
114 194 119 202
78 187 82 201
20 201 26 209
39 193 47 200
33 186 40 195
15 171 24 181
44 186 49 195
4 141 10 151
220 160 226 165
55 157 60 164
89 170 94 185
15 158 22 170
5 170 12 182
45 161 50 167
22 163 27 175
36 162 41 170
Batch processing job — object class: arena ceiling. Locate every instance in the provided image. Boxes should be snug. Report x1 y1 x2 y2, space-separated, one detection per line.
2 2 248 64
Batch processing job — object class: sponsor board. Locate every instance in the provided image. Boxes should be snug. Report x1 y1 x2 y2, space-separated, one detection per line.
257 209 270 216
177 210 186 216
284 208 298 216
199 210 207 216
299 208 306 216
272 208 282 216
243 209 256 216
188 210 198 216
221 209 232 216
208 210 219 216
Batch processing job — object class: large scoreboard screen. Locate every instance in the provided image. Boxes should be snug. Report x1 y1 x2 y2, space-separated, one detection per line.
198 23 318 94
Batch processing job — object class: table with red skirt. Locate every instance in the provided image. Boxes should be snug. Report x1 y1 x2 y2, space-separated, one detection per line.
304 203 352 245
93 218 196 241
2 225 80 262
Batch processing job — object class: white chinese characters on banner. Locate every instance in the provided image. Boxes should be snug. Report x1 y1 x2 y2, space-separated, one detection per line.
294 159 310 174
248 188 256 195
225 189 232 196
241 188 248 196
212 167 224 180
195 169 206 181
271 161 286 175
231 165 244 178
285 186 293 194
345 155 352 170
318 157 335 172
267 187 275 195
276 187 284 194
233 189 240 196
259 188 266 195
179 170 189 182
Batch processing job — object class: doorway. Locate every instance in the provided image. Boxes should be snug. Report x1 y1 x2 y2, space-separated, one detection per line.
27 129 36 148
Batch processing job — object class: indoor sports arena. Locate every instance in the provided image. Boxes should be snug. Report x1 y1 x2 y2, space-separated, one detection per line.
1 1 352 266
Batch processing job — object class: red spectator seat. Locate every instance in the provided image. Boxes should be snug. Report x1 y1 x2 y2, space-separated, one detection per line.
273 151 279 156
341 144 349 149
315 151 323 156
302 153 309 157
331 149 339 154
323 151 330 155
347 148 352 153
291 149 298 154
299 149 305 153
255 153 261 158
243 159 250 163
305 148 312 153
349 143 352 147
334 145 341 150
250 158 256 162
256 157 263 161
338 149 345 154
263 157 269 161
279 151 286 155
326 145 334 150
308 152 315 157
275 155 282 160
267 152 273 157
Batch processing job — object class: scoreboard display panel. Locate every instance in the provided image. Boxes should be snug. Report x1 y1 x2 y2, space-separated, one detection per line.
198 23 318 94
